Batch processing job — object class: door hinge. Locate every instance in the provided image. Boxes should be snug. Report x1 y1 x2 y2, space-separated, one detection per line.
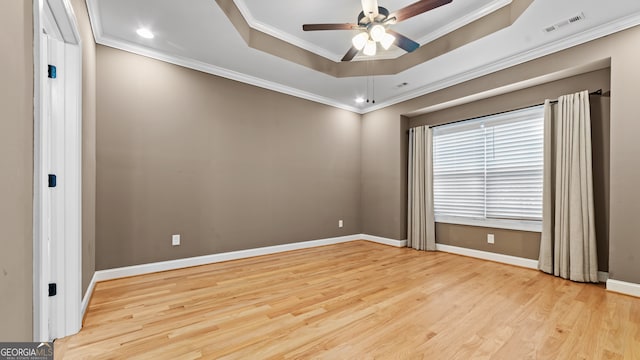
48 174 56 188
48 283 57 297
48 65 57 79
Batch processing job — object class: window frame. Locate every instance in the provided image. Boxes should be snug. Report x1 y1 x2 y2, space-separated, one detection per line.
431 105 544 233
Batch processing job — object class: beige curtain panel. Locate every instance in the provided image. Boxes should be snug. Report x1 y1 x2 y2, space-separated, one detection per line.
408 126 436 251
538 90 598 282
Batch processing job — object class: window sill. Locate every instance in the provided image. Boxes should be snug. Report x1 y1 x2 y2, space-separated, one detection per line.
434 215 542 232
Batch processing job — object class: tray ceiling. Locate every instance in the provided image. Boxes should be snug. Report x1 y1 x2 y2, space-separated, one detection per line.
88 0 640 113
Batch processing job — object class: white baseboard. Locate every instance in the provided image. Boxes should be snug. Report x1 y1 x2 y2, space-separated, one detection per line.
433 245 610 282
435 243 539 269
94 234 365 282
81 272 97 319
81 236 612 319
361 234 407 247
606 279 640 298
91 234 405 283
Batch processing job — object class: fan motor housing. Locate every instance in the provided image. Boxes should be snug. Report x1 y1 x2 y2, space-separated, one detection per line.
357 6 390 25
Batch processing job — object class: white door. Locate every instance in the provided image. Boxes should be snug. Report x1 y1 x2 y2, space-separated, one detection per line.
45 34 66 338
34 0 82 341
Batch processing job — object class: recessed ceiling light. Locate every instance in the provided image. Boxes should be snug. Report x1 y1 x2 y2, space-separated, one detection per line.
136 28 154 39
355 97 365 104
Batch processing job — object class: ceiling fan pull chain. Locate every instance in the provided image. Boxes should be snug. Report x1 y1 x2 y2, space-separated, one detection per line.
372 66 376 104
372 75 376 104
366 75 370 103
366 61 370 103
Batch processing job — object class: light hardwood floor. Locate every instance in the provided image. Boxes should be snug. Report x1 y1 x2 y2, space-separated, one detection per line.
56 241 640 359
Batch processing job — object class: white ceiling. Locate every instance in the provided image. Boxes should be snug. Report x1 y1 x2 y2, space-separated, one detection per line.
88 0 640 114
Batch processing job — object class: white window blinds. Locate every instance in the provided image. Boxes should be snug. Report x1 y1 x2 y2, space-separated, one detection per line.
432 105 544 228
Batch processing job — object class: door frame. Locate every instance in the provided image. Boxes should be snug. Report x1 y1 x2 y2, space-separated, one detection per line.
33 0 83 341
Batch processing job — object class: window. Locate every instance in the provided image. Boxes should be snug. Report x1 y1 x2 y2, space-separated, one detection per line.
432 105 544 231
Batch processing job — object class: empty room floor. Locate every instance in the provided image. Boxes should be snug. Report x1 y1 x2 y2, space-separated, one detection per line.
55 241 640 359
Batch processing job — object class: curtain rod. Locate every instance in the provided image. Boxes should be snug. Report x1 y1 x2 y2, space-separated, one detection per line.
421 89 607 130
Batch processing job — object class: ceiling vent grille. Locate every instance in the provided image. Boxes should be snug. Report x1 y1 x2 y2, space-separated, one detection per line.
544 12 585 33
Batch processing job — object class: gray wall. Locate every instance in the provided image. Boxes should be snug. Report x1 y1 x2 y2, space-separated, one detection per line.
0 0 33 341
361 24 640 284
95 45 362 270
361 108 405 240
410 69 611 271
436 224 541 260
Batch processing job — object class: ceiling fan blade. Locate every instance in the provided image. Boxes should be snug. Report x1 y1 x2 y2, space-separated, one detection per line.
387 29 420 53
341 46 359 62
361 0 379 18
302 23 359 31
389 0 453 23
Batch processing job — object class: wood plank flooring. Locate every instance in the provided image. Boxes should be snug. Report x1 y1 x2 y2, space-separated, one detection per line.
55 241 640 359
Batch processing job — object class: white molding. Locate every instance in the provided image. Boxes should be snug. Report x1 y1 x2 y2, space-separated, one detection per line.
81 273 97 318
434 216 542 233
415 0 511 46
94 235 361 282
607 279 640 298
404 58 611 117
46 0 81 44
85 0 103 42
82 233 405 308
95 36 362 114
361 234 407 247
363 12 640 114
33 0 47 342
33 0 83 342
84 0 640 115
435 243 539 269
60 40 83 338
89 234 404 284
233 0 343 62
78 235 606 318
81 233 405 313
435 245 610 281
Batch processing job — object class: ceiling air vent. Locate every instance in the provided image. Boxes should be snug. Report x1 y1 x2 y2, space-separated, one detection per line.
544 12 585 33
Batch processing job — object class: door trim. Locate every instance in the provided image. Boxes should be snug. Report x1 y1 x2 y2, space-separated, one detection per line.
33 0 82 341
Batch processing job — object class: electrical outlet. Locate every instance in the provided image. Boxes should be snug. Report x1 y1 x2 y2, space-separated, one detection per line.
338 220 344 228
172 234 181 246
487 234 495 244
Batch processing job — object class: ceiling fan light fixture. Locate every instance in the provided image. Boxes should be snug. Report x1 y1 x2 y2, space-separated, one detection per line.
369 24 386 42
363 40 377 56
352 32 369 50
303 0 450 61
380 33 395 50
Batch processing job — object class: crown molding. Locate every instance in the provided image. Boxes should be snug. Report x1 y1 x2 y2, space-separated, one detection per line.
94 35 362 114
85 0 103 42
415 0 512 45
86 0 640 115
233 0 343 62
362 11 640 114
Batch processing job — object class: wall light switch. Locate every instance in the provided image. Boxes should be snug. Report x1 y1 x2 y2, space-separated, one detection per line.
338 220 344 228
487 234 495 244
172 234 181 246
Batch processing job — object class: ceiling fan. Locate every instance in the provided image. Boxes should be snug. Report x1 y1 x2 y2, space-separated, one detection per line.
302 0 453 61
